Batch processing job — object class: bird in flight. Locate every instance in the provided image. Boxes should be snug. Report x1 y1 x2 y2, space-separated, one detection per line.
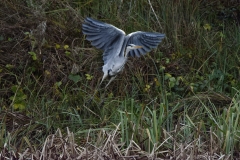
82 17 165 88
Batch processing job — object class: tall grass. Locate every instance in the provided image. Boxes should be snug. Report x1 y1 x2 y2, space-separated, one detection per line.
1 0 240 158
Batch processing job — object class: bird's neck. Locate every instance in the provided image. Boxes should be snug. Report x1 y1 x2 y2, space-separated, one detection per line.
124 48 131 57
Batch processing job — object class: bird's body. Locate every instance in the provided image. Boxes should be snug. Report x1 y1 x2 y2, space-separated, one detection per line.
82 17 165 87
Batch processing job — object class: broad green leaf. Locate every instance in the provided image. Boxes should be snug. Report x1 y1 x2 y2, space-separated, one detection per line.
68 74 81 83
28 51 37 60
13 103 26 110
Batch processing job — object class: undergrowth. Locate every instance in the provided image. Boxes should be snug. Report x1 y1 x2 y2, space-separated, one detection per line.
1 0 240 159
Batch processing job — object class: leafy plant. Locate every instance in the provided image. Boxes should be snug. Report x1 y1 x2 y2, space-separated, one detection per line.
68 74 81 83
9 85 27 110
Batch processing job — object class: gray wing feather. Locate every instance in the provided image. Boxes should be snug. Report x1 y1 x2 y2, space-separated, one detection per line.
82 17 125 63
126 31 165 57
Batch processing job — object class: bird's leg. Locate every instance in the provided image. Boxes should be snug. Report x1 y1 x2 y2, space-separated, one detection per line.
105 75 117 88
100 73 108 86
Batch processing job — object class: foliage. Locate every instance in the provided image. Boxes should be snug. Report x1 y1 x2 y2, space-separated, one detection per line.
1 0 240 158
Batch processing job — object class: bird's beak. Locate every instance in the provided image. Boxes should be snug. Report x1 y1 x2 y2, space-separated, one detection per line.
134 45 143 49
124 45 143 57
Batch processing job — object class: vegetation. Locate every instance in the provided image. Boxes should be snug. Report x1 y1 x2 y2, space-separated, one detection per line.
1 0 240 159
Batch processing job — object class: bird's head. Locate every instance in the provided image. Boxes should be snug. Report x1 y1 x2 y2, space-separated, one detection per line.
124 44 143 57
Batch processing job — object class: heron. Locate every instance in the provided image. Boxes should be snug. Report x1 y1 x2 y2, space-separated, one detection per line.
82 17 165 88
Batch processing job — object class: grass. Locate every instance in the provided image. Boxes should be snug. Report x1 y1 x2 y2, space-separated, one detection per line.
1 0 240 159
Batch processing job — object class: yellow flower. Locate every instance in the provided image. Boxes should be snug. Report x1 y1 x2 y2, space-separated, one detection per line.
203 23 211 31
45 70 51 76
85 74 93 80
64 45 69 50
55 44 61 49
154 78 160 86
144 84 151 92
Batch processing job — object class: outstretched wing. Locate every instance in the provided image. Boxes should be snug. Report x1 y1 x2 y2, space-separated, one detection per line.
126 31 165 57
82 17 125 63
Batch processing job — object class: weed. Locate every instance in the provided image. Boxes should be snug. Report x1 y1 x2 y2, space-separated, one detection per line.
1 0 240 158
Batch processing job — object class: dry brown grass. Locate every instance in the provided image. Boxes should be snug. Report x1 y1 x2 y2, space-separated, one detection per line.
1 126 233 160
